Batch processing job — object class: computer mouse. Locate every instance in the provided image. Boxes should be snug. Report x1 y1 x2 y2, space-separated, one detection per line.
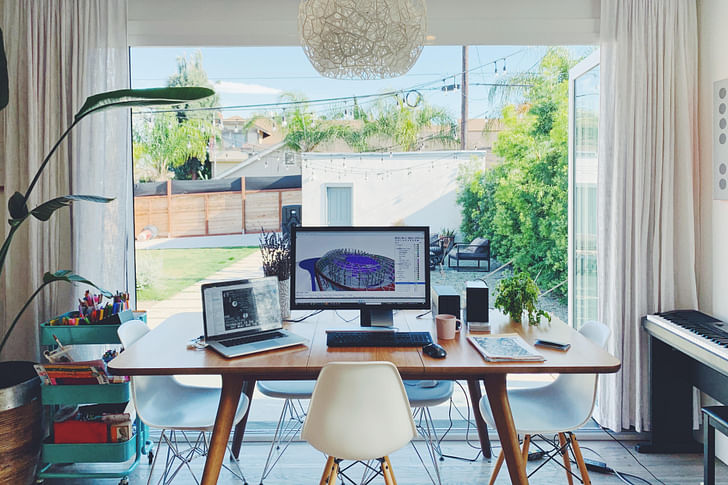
422 343 447 359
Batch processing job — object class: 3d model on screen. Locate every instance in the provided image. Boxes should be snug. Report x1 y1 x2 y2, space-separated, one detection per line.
299 249 395 291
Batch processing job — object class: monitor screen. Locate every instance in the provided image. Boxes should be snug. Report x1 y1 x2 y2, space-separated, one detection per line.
291 226 430 313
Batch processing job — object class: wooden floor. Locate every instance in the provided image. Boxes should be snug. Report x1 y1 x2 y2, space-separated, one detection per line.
42 437 727 485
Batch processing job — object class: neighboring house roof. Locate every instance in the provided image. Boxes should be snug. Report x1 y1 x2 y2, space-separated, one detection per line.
215 141 288 179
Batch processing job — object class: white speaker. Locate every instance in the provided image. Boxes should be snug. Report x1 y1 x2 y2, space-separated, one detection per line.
714 79 728 200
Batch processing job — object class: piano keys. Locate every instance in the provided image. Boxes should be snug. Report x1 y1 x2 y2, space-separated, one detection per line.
639 310 728 453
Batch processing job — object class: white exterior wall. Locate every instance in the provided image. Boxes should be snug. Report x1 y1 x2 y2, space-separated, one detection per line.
301 151 486 235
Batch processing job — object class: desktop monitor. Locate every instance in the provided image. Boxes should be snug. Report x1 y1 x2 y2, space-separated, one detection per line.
291 226 431 326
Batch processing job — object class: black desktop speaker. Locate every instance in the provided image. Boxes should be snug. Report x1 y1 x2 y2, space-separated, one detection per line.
431 285 460 319
465 280 489 323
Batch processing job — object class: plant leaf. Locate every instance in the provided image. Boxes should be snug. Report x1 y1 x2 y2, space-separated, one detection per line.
30 195 114 222
75 87 215 122
43 270 113 298
8 191 28 219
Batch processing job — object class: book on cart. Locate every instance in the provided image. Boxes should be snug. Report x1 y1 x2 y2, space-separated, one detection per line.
467 333 545 362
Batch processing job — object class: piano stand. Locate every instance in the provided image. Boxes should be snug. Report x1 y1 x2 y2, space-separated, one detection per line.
637 333 713 454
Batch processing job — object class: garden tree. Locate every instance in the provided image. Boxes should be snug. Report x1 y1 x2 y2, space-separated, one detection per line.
133 50 220 180
279 93 457 153
457 48 576 299
345 95 458 152
167 50 220 110
279 93 351 152
133 112 216 181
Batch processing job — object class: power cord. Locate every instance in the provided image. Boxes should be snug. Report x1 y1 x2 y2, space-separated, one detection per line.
334 310 359 323
416 310 432 319
600 426 666 485
283 309 323 323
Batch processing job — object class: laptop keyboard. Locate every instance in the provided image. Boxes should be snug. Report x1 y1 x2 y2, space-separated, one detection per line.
220 331 287 347
326 331 433 348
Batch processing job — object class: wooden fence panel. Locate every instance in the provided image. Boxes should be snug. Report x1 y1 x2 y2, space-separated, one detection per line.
281 190 302 206
171 195 206 237
207 193 243 235
245 191 280 233
134 187 299 238
134 196 169 237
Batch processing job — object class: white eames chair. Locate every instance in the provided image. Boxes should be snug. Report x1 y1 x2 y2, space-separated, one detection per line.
118 320 250 485
480 320 610 485
301 361 417 485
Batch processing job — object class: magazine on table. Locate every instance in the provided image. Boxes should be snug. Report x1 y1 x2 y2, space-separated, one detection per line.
468 333 545 362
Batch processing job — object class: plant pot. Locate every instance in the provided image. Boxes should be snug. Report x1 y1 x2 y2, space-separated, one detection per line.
0 361 43 485
278 278 291 320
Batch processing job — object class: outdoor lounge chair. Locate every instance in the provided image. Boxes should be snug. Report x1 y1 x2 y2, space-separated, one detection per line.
448 237 491 272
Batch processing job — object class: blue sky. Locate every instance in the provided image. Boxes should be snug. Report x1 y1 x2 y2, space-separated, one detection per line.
131 45 592 119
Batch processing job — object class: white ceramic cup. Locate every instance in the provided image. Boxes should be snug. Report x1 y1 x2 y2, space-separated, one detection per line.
435 314 462 340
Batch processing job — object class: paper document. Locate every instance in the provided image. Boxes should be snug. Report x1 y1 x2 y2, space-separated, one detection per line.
468 334 545 362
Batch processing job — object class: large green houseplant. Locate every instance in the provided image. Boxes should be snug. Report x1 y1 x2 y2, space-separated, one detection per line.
494 272 552 325
0 40 214 481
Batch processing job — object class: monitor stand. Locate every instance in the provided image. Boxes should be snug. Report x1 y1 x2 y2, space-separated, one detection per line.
360 308 394 327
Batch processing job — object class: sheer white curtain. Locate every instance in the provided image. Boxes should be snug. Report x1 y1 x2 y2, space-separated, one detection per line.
596 0 700 431
0 0 130 361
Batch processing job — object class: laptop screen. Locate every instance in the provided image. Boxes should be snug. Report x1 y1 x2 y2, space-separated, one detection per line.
201 277 282 339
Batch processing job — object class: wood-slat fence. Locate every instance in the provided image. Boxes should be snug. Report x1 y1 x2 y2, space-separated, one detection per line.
134 178 301 238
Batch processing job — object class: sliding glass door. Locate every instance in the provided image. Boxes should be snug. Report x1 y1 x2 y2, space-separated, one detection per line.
568 51 599 329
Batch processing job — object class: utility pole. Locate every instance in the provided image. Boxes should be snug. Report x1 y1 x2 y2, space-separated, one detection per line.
460 45 468 150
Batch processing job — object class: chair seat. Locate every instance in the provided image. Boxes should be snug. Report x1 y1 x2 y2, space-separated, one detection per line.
479 381 591 435
404 380 454 408
139 382 249 431
257 380 316 399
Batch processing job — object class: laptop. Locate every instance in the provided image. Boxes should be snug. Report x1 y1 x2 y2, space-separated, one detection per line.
201 276 307 358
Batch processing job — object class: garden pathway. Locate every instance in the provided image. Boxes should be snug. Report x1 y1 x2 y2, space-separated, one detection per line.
139 250 264 329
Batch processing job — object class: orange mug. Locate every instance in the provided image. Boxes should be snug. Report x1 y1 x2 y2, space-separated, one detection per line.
435 314 462 340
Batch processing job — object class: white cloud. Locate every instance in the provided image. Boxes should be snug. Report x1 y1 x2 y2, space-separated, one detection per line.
213 81 282 95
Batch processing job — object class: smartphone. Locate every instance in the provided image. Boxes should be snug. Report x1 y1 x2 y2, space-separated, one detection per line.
534 339 571 351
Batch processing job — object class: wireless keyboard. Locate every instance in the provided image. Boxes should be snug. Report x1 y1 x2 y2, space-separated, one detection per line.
326 331 433 348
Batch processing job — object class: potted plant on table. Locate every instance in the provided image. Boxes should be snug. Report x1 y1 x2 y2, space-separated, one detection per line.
494 272 551 325
0 46 214 483
259 230 292 319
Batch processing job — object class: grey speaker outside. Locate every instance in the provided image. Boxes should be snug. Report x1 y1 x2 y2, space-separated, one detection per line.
714 79 728 200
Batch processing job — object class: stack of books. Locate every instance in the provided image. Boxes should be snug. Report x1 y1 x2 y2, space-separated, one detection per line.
34 360 128 385
53 403 133 444
468 334 545 362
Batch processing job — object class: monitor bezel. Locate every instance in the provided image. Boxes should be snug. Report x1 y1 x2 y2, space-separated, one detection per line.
290 225 431 312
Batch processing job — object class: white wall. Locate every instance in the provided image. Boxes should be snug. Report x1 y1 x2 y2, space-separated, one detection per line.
301 152 485 234
698 0 728 460
127 0 600 46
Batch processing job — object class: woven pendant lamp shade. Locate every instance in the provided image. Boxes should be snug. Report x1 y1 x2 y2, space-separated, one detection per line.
298 0 427 80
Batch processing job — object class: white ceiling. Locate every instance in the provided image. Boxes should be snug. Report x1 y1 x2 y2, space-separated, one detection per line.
128 0 600 47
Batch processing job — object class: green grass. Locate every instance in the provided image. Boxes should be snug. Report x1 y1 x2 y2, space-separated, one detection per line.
135 247 258 302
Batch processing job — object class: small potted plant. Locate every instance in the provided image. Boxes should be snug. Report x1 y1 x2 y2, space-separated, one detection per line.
259 230 292 319
494 272 551 325
440 228 456 247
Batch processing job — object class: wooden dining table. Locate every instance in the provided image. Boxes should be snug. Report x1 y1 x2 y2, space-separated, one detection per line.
108 309 620 485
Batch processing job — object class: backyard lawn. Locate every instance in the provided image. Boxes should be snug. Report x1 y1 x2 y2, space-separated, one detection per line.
135 246 257 301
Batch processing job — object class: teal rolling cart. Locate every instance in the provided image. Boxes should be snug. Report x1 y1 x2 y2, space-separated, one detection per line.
36 310 150 484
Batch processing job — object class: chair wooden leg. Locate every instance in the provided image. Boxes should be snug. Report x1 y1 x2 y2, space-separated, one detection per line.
319 456 336 485
381 456 396 485
558 433 574 485
521 434 531 460
569 433 591 485
488 449 505 485
384 456 398 485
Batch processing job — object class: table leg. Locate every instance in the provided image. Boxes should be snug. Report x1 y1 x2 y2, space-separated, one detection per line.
202 374 244 485
231 379 256 459
483 374 529 485
466 379 492 458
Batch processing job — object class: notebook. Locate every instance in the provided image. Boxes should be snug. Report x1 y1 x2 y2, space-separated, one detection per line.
201 277 307 358
467 334 545 362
